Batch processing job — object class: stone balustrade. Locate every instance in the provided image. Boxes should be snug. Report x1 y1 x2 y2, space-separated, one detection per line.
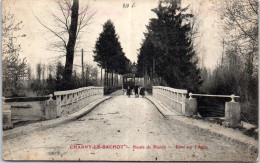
153 86 188 114
54 86 104 117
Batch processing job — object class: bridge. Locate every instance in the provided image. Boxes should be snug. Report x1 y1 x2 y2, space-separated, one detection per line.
2 86 258 161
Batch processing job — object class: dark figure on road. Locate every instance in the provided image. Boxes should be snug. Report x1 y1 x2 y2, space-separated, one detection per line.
134 85 139 98
126 86 131 97
140 86 145 98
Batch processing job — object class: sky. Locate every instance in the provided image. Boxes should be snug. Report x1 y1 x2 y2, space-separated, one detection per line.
2 0 225 76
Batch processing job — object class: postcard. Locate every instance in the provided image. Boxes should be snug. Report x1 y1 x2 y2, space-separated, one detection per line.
2 0 258 161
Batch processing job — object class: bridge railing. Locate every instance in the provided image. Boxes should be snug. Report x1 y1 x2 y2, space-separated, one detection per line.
54 86 104 116
188 93 241 127
153 86 188 114
189 93 240 102
152 86 242 127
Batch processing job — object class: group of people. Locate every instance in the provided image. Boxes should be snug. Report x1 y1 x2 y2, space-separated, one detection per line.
126 85 145 98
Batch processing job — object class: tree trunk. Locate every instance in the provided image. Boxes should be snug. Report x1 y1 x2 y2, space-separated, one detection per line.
112 71 114 88
100 68 102 86
104 69 106 87
116 73 118 87
63 0 79 90
104 69 107 88
144 67 148 87
106 70 109 88
108 72 110 87
153 56 155 86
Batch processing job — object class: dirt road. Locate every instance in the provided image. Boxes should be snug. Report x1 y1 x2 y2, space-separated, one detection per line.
3 94 257 161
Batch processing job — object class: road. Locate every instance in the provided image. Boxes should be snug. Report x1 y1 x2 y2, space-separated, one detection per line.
3 93 257 161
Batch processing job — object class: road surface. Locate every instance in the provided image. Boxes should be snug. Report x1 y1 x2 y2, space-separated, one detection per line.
3 93 257 161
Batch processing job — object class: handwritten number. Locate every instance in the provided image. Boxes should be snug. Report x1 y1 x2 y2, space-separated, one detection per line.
123 3 135 8
123 3 129 8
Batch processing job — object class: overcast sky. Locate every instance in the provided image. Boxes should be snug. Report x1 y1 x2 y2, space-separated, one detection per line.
3 0 224 75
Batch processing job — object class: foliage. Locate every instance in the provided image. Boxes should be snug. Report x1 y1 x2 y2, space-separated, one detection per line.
93 20 130 88
93 20 129 74
2 9 27 97
137 0 201 92
208 0 258 104
28 61 99 96
136 34 161 78
198 0 258 124
84 64 98 86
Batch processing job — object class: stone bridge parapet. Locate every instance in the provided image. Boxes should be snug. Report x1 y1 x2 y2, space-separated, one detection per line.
152 86 188 115
54 86 104 117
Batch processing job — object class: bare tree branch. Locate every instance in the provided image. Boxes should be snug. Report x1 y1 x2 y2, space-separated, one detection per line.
226 7 257 42
32 10 67 47
248 0 258 14
33 0 96 58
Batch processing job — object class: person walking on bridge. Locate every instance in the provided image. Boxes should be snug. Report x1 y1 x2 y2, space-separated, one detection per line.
140 86 145 98
134 84 139 98
126 86 131 97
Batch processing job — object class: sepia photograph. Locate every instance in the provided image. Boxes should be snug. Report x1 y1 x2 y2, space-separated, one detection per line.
1 0 259 161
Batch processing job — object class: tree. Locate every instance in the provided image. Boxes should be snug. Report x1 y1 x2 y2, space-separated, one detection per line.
197 0 258 124
46 74 55 94
136 34 161 79
36 63 42 81
2 9 27 96
47 64 54 76
55 62 65 91
210 0 258 104
34 0 95 90
42 64 46 80
220 0 258 44
137 0 201 91
93 20 128 87
116 52 131 75
27 64 32 82
84 64 98 86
